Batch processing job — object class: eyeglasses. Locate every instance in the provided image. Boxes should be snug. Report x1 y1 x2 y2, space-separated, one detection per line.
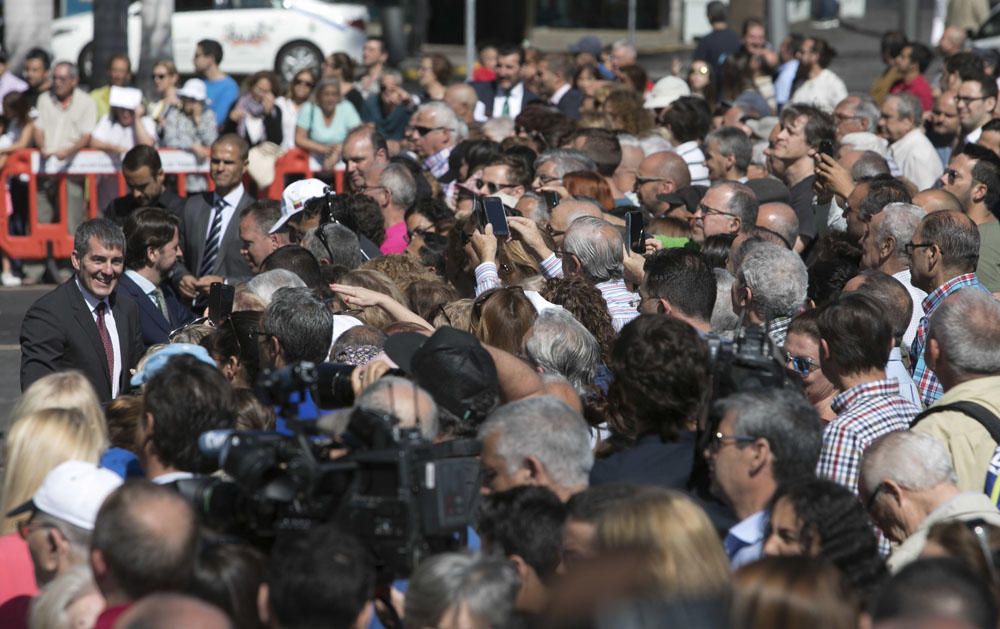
707 431 756 452
955 95 988 105
784 352 820 376
168 316 212 340
690 65 709 75
943 168 959 184
405 227 429 243
294 79 316 88
407 125 445 137
152 73 169 80
864 482 886 513
904 242 934 256
633 175 665 189
545 224 566 240
964 518 1000 583
697 203 738 218
536 174 561 187
475 179 516 194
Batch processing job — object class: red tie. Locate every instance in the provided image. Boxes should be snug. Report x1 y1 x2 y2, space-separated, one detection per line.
95 302 114 379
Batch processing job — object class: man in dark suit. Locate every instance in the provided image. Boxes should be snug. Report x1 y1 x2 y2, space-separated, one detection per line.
471 44 541 120
538 54 583 120
119 208 193 346
175 134 253 301
104 145 185 226
20 218 144 402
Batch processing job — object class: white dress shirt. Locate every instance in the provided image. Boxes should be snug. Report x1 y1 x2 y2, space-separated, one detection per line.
76 278 122 398
206 183 245 248
889 128 944 191
490 82 525 119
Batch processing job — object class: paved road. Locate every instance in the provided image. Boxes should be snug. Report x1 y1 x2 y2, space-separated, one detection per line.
0 285 48 434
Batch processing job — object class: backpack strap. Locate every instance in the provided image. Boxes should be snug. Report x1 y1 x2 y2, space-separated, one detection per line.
912 401 1000 443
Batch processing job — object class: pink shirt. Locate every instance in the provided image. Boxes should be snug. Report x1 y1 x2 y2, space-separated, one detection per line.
0 534 38 629
380 221 408 255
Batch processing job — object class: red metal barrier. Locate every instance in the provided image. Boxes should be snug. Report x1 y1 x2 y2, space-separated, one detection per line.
265 148 345 200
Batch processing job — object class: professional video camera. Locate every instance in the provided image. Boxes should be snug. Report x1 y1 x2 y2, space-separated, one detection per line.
177 362 482 582
705 323 797 402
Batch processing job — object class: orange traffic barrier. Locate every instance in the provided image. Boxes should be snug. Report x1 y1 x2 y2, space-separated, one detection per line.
265 148 345 200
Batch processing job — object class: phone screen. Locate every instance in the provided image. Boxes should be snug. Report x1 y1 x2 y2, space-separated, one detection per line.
626 210 645 254
483 196 510 237
543 190 560 209
208 282 235 324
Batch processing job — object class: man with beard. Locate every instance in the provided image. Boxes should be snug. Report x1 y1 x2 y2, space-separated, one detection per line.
472 45 541 120
939 144 1000 291
104 146 186 225
927 91 961 166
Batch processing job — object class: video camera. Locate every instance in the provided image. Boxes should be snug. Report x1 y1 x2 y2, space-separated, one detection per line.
705 324 797 402
176 362 482 583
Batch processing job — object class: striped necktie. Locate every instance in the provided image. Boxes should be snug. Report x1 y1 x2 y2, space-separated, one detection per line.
199 197 226 277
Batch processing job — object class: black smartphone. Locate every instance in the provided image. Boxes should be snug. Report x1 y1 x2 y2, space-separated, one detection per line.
483 196 510 237
472 195 487 231
818 139 835 157
208 282 235 324
626 210 645 254
543 190 560 209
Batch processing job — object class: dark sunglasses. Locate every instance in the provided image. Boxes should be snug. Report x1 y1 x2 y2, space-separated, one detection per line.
152 73 169 80
475 179 514 195
294 79 315 88
784 352 819 376
408 125 445 137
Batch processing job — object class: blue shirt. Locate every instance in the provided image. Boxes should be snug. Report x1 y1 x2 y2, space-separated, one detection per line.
297 101 362 146
205 75 239 129
775 59 800 107
726 510 767 568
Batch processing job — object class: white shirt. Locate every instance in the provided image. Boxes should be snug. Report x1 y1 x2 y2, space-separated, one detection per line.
889 128 944 191
727 510 767 569
790 68 848 114
674 141 710 187
966 125 984 145
76 278 122 398
887 347 922 408
550 83 572 106
91 114 156 152
490 82 525 119
892 268 927 350
206 183 245 250
152 471 196 485
125 269 162 310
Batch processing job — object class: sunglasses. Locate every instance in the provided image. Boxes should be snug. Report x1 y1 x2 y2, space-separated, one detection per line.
943 168 959 184
475 179 515 194
784 352 819 376
408 125 445 137
152 73 169 80
294 79 315 88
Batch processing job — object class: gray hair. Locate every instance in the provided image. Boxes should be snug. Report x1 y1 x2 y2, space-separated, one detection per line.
841 132 889 157
381 68 403 84
405 552 519 629
888 92 923 124
706 127 753 172
874 202 925 260
74 218 125 257
357 376 439 440
929 289 1000 378
533 149 596 179
518 191 549 223
301 223 362 270
262 287 333 364
750 140 769 167
738 241 808 320
417 101 463 137
714 388 823 485
851 151 891 180
563 215 624 282
611 40 637 62
28 564 99 629
482 116 516 142
379 162 417 209
478 396 594 488
524 309 600 395
852 96 881 133
711 268 740 333
245 269 306 306
36 511 92 564
861 431 957 494
54 61 79 81
716 181 759 230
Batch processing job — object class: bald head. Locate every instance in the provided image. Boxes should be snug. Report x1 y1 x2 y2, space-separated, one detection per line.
645 151 692 188
444 83 478 124
357 376 439 440
116 594 232 629
939 26 967 57
756 202 799 248
913 188 963 214
550 198 604 235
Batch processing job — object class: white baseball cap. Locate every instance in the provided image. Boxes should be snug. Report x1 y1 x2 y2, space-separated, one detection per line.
272 178 330 234
644 76 691 110
177 78 209 103
6 461 123 530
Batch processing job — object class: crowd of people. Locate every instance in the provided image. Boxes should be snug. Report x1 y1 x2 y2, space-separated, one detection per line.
6 1 1000 627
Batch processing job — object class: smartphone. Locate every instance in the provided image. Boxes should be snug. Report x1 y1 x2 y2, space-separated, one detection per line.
472 195 487 231
208 282 235 325
483 196 510 237
626 210 645 254
817 139 835 157
542 190 560 209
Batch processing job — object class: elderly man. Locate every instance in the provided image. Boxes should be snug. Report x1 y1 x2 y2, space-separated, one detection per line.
532 148 596 191
524 309 601 398
843 175 912 243
859 202 927 348
880 93 943 190
704 126 752 183
833 95 880 140
368 162 415 255
911 290 1000 492
909 210 987 407
817 293 920 495
342 126 389 193
861 431 1000 572
732 241 808 348
633 151 692 218
940 143 1000 292
705 389 823 567
406 101 464 181
478 396 593 501
444 83 478 127
756 202 800 249
691 181 759 243
352 376 439 441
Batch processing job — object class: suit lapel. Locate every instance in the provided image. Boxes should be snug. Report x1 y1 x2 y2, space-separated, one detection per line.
190 192 213 269
123 275 171 333
67 280 112 384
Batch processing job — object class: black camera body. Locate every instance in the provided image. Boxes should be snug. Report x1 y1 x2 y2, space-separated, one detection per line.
178 362 483 582
706 324 795 401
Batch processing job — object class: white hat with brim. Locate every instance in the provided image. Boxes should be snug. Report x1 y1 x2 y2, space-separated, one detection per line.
272 178 330 234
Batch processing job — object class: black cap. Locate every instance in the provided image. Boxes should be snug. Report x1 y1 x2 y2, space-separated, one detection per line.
745 177 791 205
657 185 707 213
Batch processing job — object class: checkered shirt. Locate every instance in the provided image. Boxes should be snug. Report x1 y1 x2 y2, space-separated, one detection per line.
910 274 985 407
817 379 919 494
423 146 452 180
540 253 638 332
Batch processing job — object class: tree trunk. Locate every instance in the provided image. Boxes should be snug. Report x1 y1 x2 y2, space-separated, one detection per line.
138 0 174 97
5 0 52 73
93 0 130 89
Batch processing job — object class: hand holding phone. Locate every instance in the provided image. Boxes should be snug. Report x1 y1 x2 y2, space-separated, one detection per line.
483 196 510 238
626 210 645 255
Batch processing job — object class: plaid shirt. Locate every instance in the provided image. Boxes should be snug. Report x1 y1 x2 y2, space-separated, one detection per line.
423 146 453 180
817 379 918 494
766 316 792 350
910 273 985 407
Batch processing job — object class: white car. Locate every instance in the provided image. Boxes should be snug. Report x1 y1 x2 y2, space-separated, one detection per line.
51 0 368 83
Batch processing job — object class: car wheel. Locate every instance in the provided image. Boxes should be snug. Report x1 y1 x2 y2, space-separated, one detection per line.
275 41 323 83
78 43 95 86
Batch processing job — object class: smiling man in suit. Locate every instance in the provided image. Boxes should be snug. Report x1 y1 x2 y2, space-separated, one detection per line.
175 134 253 301
20 218 143 402
472 44 541 120
120 208 193 346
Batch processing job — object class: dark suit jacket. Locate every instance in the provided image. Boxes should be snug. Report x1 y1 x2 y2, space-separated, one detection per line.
20 279 144 402
554 87 584 120
176 188 253 282
104 188 186 226
470 81 541 119
118 273 194 346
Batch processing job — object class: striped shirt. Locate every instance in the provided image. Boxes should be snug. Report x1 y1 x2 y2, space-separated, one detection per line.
817 379 919 494
674 141 710 187
423 146 452 180
540 253 639 332
910 273 985 407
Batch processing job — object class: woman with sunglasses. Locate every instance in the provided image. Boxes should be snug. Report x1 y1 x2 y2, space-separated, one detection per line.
295 76 362 171
277 69 316 152
687 60 718 111
148 60 180 134
785 310 837 422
